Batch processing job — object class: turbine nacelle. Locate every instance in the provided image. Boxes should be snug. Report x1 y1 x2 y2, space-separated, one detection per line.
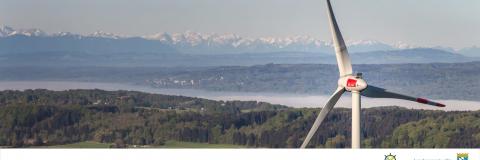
338 74 367 92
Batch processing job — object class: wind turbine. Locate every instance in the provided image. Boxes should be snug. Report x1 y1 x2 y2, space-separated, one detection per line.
300 0 446 149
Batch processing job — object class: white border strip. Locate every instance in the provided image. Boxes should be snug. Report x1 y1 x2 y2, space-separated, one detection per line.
0 149 478 160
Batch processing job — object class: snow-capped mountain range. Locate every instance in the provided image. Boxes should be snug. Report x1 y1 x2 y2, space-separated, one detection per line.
1 25 478 56
141 31 420 54
0 26 121 39
0 26 48 37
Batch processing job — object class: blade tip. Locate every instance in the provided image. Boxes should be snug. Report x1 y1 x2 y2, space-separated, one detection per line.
417 98 446 107
435 103 446 107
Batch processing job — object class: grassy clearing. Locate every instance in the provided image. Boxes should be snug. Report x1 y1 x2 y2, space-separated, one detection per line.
46 141 112 148
158 140 244 148
45 140 244 148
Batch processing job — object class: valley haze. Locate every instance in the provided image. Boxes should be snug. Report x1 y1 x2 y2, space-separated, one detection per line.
0 81 478 111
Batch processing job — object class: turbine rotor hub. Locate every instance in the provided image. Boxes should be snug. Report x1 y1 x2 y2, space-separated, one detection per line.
338 74 367 92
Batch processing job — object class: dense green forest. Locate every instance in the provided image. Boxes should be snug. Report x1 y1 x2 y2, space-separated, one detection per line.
0 89 478 148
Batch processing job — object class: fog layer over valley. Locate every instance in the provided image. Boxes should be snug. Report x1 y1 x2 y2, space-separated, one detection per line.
0 81 478 111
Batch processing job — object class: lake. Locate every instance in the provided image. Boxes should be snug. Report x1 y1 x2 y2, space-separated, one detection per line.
0 81 478 111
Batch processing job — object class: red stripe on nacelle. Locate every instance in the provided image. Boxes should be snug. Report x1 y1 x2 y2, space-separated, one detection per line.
416 98 429 104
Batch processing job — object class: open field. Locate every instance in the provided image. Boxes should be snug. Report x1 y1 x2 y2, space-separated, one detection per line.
46 141 112 148
158 140 245 148
45 141 244 148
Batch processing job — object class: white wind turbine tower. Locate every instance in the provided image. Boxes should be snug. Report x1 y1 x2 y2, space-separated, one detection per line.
301 0 446 149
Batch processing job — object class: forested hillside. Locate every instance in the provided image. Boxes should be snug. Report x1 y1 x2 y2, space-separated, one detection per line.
0 89 478 148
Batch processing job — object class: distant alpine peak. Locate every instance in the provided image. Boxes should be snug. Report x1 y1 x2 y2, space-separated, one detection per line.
0 26 47 37
52 32 77 37
392 41 418 49
348 40 382 46
0 26 15 37
88 31 122 39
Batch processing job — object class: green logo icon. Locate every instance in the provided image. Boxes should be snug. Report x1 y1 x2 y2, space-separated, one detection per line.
457 153 468 160
385 153 396 160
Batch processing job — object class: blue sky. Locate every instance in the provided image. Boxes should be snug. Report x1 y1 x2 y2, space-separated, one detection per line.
0 0 479 48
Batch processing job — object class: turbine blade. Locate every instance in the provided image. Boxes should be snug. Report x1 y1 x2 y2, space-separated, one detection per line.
301 87 346 148
361 85 446 107
326 0 352 77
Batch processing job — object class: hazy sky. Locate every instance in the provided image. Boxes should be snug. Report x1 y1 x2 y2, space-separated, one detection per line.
0 0 479 48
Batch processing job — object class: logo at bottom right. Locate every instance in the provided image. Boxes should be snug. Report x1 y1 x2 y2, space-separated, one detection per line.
457 153 468 160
